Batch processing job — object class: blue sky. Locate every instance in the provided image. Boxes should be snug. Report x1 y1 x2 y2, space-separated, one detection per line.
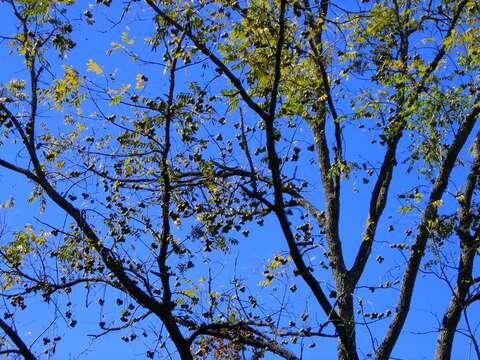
0 1 479 359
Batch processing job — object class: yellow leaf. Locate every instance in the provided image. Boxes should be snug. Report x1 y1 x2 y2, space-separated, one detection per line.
399 205 413 213
182 289 198 297
56 160 65 169
258 279 272 286
175 298 185 305
136 73 145 89
414 192 423 203
121 31 134 45
0 197 15 209
87 59 103 75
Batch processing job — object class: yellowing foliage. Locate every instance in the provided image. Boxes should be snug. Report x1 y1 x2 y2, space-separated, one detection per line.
87 59 103 75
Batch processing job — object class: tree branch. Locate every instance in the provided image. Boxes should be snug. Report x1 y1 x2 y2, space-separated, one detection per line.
0 319 36 360
376 94 480 360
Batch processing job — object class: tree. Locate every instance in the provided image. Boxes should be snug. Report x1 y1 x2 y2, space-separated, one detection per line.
0 0 479 359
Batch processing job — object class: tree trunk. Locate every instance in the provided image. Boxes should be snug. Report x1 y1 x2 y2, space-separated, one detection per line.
435 246 475 360
337 280 359 360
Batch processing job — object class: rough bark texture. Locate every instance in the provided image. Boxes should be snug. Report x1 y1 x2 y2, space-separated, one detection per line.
435 139 480 360
376 99 480 360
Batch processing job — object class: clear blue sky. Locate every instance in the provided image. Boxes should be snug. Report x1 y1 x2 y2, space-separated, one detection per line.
0 1 478 359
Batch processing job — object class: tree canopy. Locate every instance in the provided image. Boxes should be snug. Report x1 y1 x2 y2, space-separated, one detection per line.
0 0 479 359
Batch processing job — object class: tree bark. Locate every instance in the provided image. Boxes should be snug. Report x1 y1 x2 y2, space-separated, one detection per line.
336 279 358 360
435 139 479 360
435 248 475 360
